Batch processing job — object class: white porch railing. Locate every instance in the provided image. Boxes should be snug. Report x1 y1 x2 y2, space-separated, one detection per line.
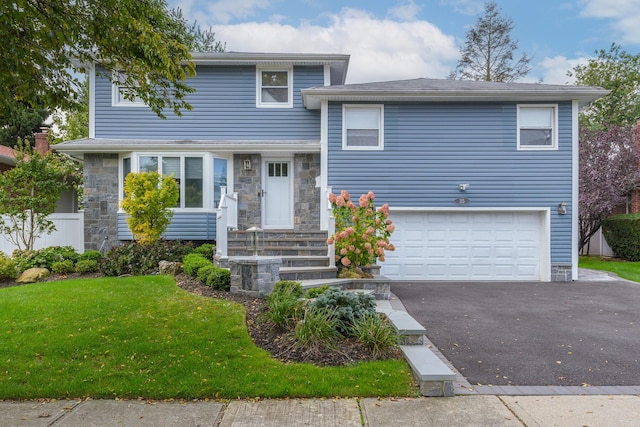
325 186 336 268
0 213 85 255
215 186 238 258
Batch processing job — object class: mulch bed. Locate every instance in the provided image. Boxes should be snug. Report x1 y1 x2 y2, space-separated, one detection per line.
1 272 401 366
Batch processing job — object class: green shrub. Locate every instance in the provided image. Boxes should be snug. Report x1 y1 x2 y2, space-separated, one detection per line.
51 259 75 274
293 307 343 351
101 241 194 276
193 243 215 260
196 264 216 283
351 313 398 359
75 259 100 274
306 285 332 299
271 280 304 299
204 267 230 291
13 246 79 271
183 253 212 277
602 213 640 261
0 254 18 280
310 288 376 335
79 250 103 263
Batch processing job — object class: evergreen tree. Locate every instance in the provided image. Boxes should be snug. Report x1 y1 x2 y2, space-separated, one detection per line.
452 1 530 82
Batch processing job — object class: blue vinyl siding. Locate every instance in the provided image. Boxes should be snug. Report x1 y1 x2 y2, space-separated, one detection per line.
117 212 217 241
95 65 323 140
327 101 574 264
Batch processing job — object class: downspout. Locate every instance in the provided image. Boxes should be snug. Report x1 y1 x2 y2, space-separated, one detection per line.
571 100 579 280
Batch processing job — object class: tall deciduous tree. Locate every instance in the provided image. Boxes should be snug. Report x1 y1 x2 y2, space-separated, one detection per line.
571 43 640 129
0 141 77 251
579 125 640 254
452 1 530 82
0 0 199 118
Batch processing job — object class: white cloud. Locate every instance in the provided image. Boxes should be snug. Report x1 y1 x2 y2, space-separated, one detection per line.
579 0 640 44
524 55 590 85
213 8 459 83
441 0 484 16
387 0 421 21
175 0 271 25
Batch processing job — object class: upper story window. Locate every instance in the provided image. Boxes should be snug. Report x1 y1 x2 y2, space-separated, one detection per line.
517 105 558 150
342 105 384 150
112 70 145 107
256 67 293 108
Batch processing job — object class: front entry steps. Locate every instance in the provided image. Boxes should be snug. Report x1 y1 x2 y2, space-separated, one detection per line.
225 229 335 281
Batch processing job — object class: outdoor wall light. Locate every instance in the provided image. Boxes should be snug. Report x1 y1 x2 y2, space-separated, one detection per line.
459 183 470 191
558 202 567 215
243 159 252 170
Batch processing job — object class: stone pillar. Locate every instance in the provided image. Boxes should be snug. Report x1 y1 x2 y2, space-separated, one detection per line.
234 154 262 230
294 153 321 230
83 153 120 252
229 257 281 297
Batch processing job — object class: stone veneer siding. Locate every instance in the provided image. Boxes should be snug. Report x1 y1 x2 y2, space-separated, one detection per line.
233 153 321 231
294 153 321 231
83 153 120 252
551 264 572 281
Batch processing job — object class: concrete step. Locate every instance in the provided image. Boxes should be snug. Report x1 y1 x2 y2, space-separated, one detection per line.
280 256 331 268
228 246 328 257
278 266 338 281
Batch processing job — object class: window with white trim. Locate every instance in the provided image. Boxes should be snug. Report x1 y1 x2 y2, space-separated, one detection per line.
137 155 204 208
112 70 145 107
517 105 558 150
256 67 293 108
342 105 384 150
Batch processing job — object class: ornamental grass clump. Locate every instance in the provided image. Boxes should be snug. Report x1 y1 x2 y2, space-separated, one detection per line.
327 190 395 275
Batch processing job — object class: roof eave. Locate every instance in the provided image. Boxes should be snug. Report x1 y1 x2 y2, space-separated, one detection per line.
302 88 610 109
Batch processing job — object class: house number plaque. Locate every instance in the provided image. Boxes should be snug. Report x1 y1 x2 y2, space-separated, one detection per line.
454 198 470 205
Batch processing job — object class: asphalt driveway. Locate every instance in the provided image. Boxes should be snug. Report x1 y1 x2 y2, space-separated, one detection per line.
391 276 640 387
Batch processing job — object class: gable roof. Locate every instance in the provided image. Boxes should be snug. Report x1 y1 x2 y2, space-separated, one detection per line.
190 52 350 86
301 78 609 109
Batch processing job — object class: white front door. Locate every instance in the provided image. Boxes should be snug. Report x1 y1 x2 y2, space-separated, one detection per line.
263 160 293 228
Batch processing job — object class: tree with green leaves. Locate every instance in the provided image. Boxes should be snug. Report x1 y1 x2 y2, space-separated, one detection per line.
451 1 530 82
0 141 77 251
0 102 49 148
570 43 640 129
0 0 215 118
50 80 90 144
121 172 179 245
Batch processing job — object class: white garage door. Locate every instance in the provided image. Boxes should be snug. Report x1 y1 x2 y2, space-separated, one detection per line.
382 211 544 281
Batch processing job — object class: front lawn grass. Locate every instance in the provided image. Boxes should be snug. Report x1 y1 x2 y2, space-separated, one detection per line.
579 256 640 282
0 276 415 400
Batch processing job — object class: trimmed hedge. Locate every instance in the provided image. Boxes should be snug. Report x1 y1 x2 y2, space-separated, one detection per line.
602 213 640 261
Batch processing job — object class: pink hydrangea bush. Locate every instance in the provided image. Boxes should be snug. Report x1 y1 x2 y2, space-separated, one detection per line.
327 190 395 272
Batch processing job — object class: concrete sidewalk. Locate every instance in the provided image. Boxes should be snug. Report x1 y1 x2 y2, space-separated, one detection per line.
3 395 640 427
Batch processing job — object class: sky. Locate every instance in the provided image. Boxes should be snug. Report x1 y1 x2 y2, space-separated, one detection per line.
168 0 640 85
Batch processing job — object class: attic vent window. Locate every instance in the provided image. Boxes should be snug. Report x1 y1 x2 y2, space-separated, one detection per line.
256 67 293 108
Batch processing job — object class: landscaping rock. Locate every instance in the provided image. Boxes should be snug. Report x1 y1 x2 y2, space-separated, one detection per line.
159 260 183 275
16 268 50 283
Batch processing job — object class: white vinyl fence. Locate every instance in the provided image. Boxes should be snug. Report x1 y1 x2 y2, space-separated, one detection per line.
0 213 84 255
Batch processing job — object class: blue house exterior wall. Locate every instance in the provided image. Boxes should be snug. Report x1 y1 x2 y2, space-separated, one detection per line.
326 101 574 265
94 65 324 140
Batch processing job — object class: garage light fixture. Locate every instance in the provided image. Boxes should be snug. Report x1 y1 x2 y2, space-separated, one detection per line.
558 202 567 215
